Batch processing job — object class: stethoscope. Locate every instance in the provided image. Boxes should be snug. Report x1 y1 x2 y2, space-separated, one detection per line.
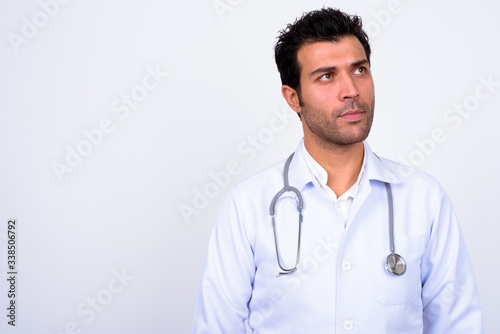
269 153 406 277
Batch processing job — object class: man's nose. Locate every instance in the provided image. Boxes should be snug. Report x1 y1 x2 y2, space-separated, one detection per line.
338 74 360 100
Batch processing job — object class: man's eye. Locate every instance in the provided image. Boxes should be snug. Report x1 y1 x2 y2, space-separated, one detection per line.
320 73 332 80
355 67 365 74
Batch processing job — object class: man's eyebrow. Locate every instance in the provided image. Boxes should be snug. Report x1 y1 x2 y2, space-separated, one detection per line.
352 59 369 67
309 59 369 77
310 65 337 77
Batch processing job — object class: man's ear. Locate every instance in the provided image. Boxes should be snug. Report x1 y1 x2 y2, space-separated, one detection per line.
281 85 302 116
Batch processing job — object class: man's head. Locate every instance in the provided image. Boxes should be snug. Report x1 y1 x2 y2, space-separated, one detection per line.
275 8 374 149
275 8 371 96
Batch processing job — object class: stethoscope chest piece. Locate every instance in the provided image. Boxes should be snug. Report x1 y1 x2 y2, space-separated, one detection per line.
386 253 407 276
271 152 408 277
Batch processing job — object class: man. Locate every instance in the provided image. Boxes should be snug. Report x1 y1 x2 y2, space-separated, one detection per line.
193 8 482 333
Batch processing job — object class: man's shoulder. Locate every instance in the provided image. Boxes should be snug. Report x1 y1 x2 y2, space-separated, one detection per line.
364 142 439 188
233 157 288 195
377 155 445 197
381 156 436 182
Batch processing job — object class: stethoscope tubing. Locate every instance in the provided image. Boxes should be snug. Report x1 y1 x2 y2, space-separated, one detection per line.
270 153 304 275
270 152 406 277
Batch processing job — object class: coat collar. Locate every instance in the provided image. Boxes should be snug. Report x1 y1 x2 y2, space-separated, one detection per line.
286 139 401 192
362 142 401 185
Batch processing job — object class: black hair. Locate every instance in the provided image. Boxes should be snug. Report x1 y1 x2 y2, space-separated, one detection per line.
275 8 371 93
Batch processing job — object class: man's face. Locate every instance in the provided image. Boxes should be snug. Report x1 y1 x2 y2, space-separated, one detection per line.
295 35 375 147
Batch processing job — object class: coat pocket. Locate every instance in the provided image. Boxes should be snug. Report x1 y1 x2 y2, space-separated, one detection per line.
370 235 426 306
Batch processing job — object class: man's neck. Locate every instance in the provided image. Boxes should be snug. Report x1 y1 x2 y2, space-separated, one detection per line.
304 138 365 197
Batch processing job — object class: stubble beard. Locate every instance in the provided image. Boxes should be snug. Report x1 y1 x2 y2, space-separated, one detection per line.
300 98 375 150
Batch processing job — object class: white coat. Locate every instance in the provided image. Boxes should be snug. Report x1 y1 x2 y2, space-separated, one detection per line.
193 140 483 333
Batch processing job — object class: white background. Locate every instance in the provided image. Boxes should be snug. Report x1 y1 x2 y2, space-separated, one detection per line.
0 0 499 333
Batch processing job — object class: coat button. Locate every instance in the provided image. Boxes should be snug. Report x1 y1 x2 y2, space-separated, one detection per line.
341 260 352 271
343 320 354 331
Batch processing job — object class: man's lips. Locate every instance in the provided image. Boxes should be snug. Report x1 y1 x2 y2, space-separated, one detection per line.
339 109 364 121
